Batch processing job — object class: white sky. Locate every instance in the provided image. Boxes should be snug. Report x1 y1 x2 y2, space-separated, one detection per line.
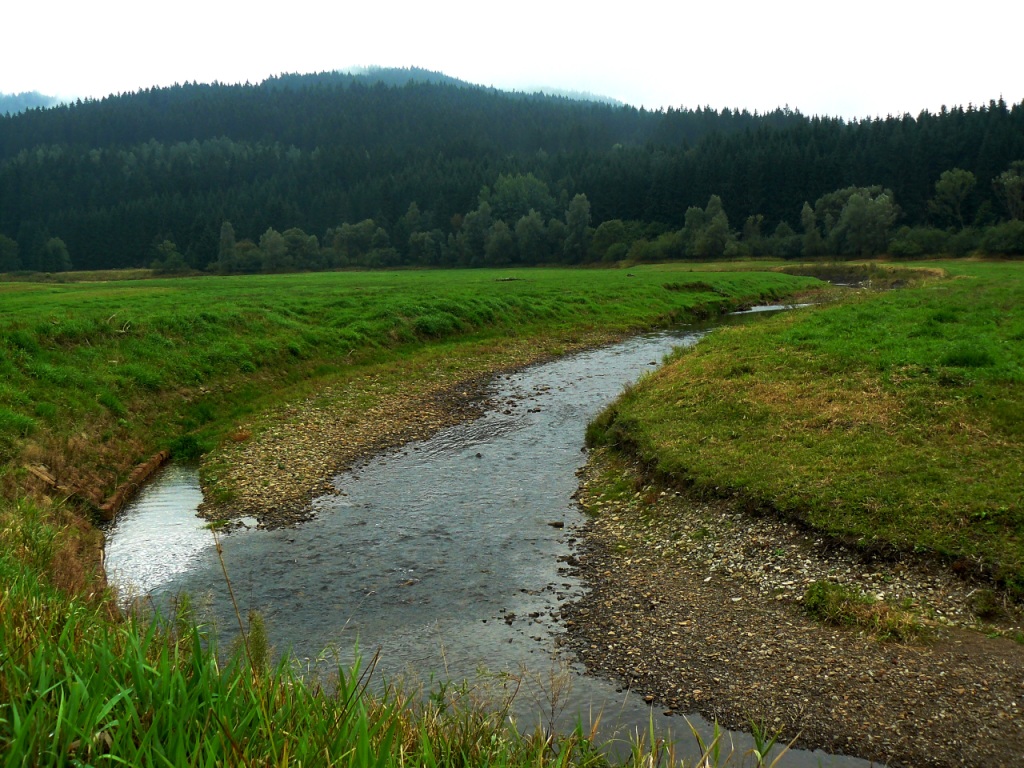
2 0 1020 120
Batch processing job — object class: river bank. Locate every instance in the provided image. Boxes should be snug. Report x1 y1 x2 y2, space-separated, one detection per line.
566 263 1024 767
197 329 632 527
564 450 1024 767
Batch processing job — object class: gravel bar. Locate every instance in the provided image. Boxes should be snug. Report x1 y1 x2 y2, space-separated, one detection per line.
562 450 1024 768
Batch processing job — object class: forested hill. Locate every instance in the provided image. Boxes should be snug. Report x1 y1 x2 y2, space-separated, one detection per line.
0 71 1022 272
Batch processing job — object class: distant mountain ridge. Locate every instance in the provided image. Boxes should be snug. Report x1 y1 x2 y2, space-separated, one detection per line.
518 86 623 107
0 91 62 114
263 66 480 92
1 67 621 114
264 67 622 105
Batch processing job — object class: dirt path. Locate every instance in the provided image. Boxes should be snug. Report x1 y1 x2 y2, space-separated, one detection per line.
562 450 1024 768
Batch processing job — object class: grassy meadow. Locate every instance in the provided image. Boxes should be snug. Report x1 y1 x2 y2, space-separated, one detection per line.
589 261 1024 595
0 264 818 766
0 267 817 509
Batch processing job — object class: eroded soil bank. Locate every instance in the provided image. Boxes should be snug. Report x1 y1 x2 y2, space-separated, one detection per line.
564 450 1024 768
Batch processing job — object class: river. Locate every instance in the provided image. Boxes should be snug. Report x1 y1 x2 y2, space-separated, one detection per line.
105 307 867 766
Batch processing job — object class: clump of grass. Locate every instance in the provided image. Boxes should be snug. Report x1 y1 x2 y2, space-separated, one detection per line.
33 402 57 420
413 311 462 337
0 406 36 437
968 588 1007 621
97 389 126 416
940 345 994 368
169 434 210 461
802 580 927 642
120 362 164 390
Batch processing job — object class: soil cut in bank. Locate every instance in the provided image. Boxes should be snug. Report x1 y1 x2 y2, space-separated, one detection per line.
562 450 1024 768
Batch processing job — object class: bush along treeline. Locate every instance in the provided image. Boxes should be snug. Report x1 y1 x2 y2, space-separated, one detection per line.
1 72 1023 272
189 167 1024 276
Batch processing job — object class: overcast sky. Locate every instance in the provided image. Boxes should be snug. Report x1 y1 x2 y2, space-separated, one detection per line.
3 0 1020 120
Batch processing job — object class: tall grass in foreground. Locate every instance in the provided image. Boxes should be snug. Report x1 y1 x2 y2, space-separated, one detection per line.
0 503 789 767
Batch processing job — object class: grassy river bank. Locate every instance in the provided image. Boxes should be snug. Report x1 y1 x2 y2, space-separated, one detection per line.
1 265 819 766
581 260 1024 766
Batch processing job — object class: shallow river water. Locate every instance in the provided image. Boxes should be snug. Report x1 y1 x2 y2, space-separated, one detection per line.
106 308 867 766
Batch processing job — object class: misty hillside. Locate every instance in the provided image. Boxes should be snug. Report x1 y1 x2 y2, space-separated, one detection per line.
0 70 1021 272
0 91 62 115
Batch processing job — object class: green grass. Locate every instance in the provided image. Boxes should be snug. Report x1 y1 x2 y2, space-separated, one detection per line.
588 261 1024 595
0 266 816 505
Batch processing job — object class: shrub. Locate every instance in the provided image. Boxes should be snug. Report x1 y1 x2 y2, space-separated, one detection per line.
949 227 982 257
889 226 951 258
980 220 1024 256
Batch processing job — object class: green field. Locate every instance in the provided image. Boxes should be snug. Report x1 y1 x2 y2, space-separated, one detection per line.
588 261 1024 594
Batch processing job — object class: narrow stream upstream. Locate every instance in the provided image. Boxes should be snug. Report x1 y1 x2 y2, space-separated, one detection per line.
106 308 867 767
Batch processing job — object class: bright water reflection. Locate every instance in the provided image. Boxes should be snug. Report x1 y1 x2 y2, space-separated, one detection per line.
105 463 211 597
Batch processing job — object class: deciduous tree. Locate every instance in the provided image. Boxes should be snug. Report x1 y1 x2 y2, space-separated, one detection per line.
929 168 976 229
0 234 19 272
563 194 591 264
801 201 825 257
39 237 72 272
259 228 289 272
514 209 547 264
993 161 1024 221
829 190 898 256
216 221 236 273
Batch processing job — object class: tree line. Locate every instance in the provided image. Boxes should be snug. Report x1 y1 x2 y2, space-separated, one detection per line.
1 72 1022 273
